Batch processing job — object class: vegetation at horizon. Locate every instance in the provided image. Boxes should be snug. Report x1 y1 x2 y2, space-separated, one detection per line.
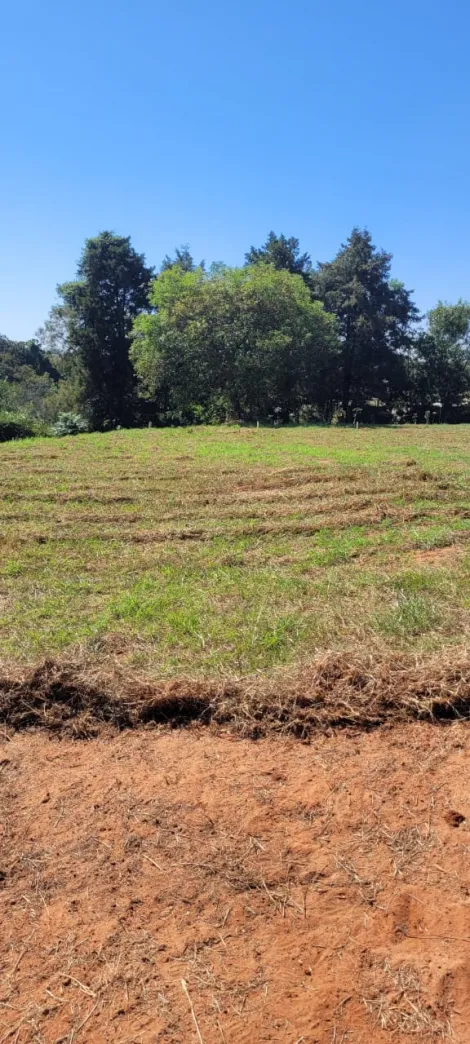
2 229 470 441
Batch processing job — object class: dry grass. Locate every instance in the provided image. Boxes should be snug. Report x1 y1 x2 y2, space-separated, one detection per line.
363 959 452 1036
2 647 470 738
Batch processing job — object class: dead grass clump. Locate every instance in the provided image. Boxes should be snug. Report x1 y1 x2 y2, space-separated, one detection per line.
0 661 218 736
363 958 451 1036
2 648 470 738
381 824 436 873
0 660 135 735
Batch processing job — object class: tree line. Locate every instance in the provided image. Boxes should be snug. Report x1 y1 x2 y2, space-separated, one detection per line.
2 228 470 438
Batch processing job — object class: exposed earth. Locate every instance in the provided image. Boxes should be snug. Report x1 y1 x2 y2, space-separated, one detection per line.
2 721 470 1043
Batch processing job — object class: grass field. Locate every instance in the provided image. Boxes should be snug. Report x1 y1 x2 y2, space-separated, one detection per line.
1 423 470 676
3 426 470 1044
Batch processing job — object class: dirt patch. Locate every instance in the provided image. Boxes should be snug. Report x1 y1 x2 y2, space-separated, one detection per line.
2 723 470 1042
415 545 463 566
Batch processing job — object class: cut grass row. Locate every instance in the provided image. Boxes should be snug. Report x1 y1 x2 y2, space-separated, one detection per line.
1 424 470 675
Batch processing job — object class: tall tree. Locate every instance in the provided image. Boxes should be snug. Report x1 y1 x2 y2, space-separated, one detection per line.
245 232 312 281
410 302 470 419
314 229 418 415
160 245 204 273
131 265 338 422
53 232 153 429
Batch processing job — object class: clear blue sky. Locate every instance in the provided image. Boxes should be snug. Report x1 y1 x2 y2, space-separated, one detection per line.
2 0 470 340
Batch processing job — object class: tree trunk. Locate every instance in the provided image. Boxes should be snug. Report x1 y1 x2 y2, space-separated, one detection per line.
341 318 354 419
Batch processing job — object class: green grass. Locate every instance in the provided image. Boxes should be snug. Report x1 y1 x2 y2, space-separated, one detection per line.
1 423 470 675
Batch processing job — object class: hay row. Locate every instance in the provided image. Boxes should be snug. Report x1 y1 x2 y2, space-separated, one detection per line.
1 649 470 738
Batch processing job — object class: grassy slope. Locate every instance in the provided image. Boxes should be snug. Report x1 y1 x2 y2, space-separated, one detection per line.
1 425 470 676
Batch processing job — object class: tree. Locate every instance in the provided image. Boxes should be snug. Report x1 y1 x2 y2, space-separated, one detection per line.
0 334 59 382
409 302 470 420
0 334 63 425
245 232 312 281
53 232 153 429
131 265 339 422
313 229 419 416
160 245 204 273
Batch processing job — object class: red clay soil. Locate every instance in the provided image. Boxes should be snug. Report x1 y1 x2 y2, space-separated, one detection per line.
2 724 470 1043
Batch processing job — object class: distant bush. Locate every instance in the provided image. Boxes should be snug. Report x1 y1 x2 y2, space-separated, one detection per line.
0 412 39 441
52 412 88 436
298 404 322 425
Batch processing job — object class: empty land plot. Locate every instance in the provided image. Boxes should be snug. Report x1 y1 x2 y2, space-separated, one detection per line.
2 723 470 1043
1 424 470 674
2 425 470 1044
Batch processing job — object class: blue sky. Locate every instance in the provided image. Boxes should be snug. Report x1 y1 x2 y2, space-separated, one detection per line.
2 0 470 340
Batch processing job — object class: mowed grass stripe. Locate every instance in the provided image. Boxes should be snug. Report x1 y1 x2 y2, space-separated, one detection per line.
1 424 470 672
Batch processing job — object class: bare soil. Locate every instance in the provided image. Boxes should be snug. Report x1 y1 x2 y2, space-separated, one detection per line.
415 546 463 566
3 722 470 1042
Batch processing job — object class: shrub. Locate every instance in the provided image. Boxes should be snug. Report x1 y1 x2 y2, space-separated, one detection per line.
298 404 322 425
0 412 38 441
52 412 88 436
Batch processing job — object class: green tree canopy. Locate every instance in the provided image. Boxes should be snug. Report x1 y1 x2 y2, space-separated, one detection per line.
131 264 339 422
9 224 468 434
52 232 153 429
160 245 204 273
313 229 419 414
0 334 66 426
0 334 59 383
245 232 312 280
410 301 470 419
